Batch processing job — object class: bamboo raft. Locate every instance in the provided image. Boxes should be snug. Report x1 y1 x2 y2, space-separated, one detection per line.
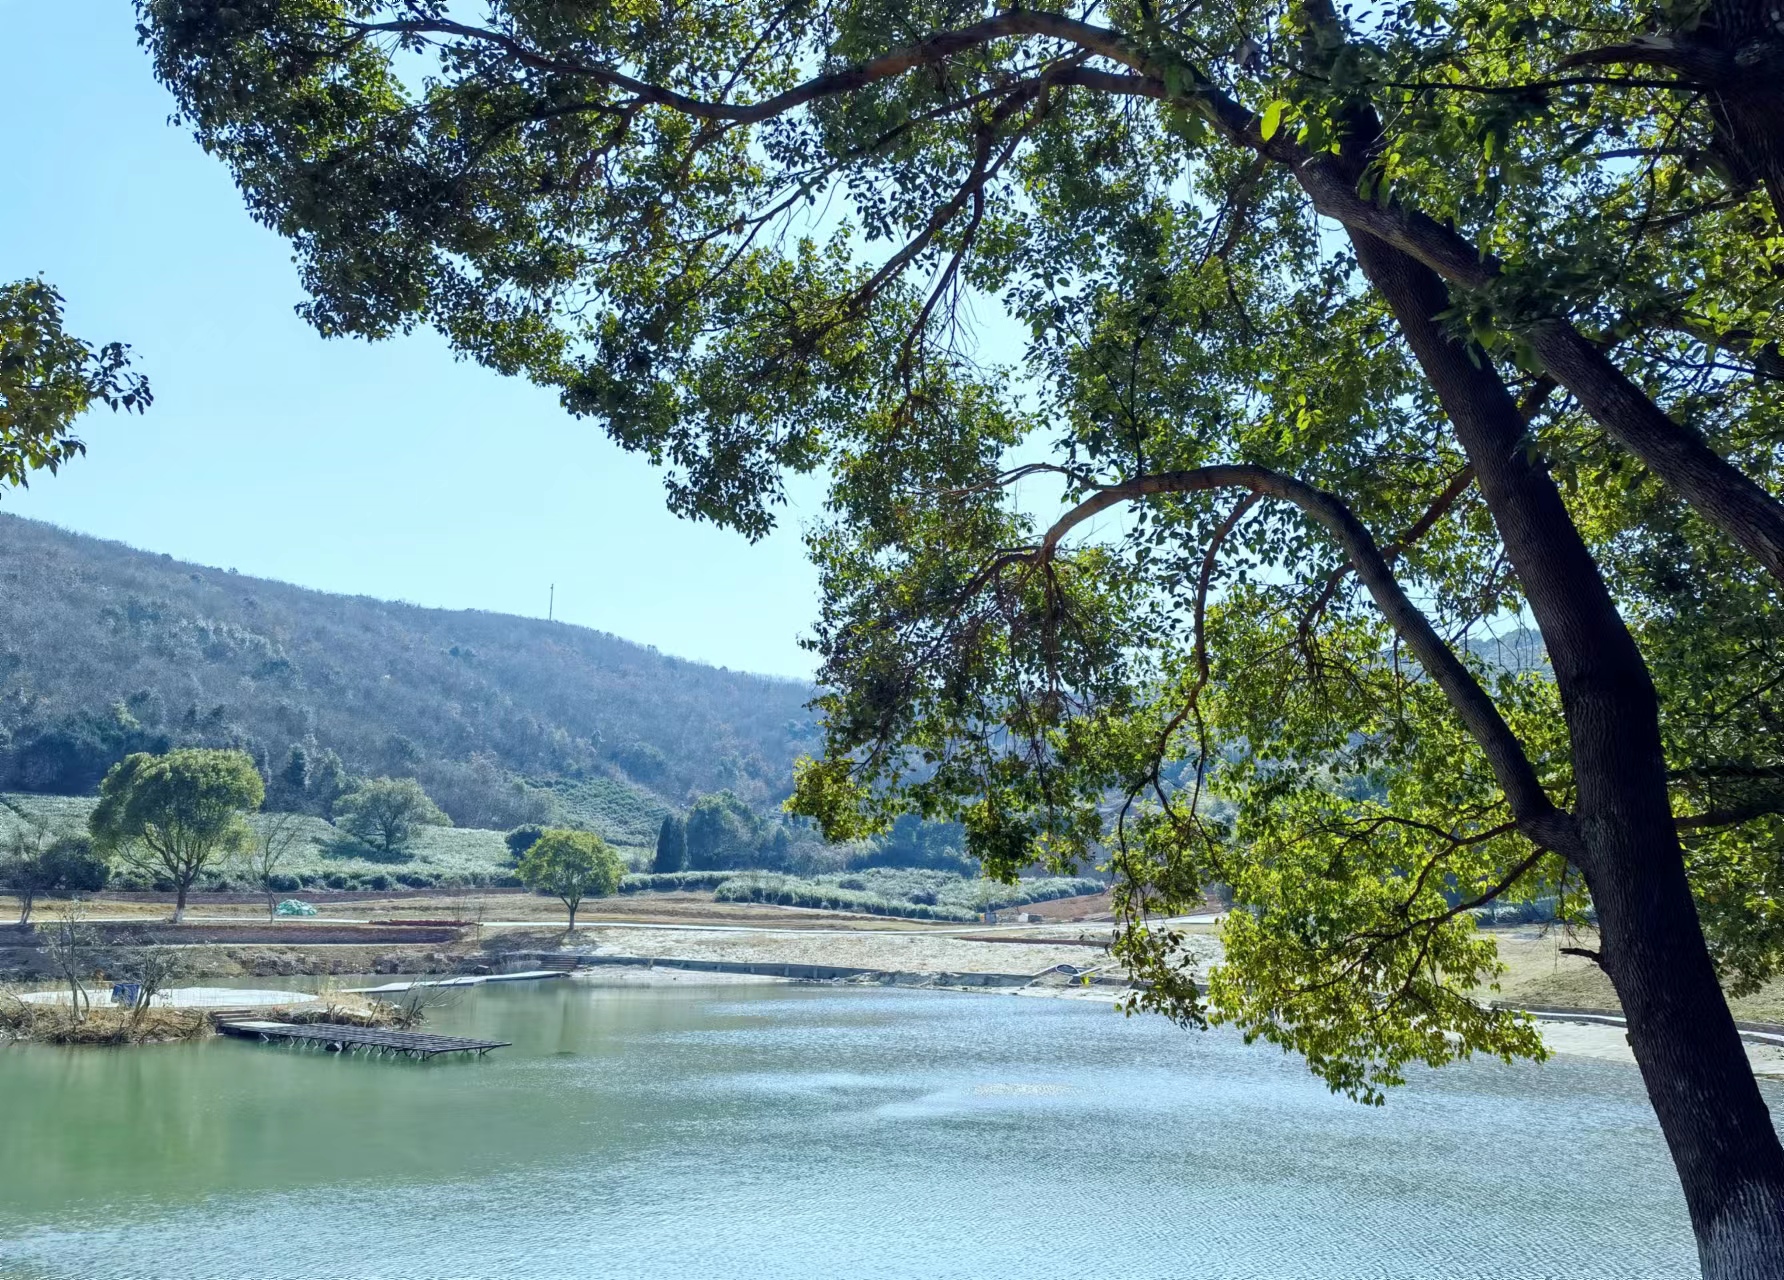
216 1018 510 1060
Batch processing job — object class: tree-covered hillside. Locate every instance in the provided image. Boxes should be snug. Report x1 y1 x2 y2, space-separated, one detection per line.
0 514 818 818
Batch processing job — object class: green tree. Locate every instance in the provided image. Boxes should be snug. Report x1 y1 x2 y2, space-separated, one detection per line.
652 814 687 874
39 835 110 896
90 748 263 922
139 1 1784 1265
684 793 759 871
517 828 624 931
306 749 349 817
505 824 546 863
0 277 150 494
333 777 450 858
272 743 310 811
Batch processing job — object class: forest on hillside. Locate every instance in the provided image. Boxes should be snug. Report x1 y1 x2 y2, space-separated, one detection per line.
0 514 818 824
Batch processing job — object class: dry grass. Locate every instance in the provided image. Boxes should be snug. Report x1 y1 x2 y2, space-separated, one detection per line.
0 990 210 1045
1481 926 1784 1024
0 983 400 1045
280 998 401 1028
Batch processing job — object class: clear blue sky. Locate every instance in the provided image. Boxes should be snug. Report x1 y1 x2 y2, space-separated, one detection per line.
0 1 842 680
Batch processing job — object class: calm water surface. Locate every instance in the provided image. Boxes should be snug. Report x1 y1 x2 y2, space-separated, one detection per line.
0 980 1756 1279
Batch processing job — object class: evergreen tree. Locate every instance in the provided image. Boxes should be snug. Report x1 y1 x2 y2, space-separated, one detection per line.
652 813 687 874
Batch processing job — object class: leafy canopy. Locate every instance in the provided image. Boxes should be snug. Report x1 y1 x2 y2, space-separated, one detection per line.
334 776 451 856
90 749 265 894
517 827 624 924
138 0 1784 1099
0 278 151 492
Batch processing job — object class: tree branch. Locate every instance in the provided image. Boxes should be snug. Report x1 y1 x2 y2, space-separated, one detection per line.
1032 464 1580 856
354 10 1784 588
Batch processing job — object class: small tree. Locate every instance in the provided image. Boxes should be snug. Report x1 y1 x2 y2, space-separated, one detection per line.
239 810 307 921
119 945 184 1019
652 814 687 874
1 816 51 926
307 749 349 816
42 902 97 1020
90 748 263 923
271 743 310 811
41 835 110 893
517 829 623 932
1 829 109 927
334 777 450 858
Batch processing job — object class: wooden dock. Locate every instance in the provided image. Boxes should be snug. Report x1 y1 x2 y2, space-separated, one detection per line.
217 1019 510 1060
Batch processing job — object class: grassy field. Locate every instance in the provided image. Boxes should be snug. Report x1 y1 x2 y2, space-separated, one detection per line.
531 776 670 848
0 793 655 890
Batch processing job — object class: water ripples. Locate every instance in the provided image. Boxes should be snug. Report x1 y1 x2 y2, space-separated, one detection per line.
0 986 1719 1279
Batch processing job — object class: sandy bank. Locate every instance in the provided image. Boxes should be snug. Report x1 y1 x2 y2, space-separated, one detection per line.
569 923 1152 976
1534 1018 1784 1078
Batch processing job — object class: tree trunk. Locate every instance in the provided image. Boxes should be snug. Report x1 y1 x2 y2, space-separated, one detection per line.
1701 0 1784 225
173 881 187 925
1588 827 1784 1277
267 889 277 922
1349 229 1784 1273
567 900 578 933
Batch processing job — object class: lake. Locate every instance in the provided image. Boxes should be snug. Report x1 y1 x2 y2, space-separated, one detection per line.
0 980 1744 1279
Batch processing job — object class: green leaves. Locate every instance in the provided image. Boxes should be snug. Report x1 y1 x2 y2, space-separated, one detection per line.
140 0 1784 1103
334 777 451 857
0 278 150 494
516 828 624 923
90 749 263 910
1259 99 1290 142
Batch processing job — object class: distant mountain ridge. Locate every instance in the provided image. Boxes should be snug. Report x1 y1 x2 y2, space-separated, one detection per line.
0 513 818 822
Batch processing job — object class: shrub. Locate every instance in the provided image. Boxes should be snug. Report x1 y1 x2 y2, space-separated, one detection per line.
504 824 545 863
620 870 736 893
41 834 110 892
713 873 980 922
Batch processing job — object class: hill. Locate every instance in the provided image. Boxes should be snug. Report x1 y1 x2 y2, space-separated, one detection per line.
0 513 818 828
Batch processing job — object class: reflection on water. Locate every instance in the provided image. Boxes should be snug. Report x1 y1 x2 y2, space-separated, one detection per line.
0 981 1759 1279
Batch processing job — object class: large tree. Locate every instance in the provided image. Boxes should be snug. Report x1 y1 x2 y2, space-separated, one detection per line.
91 749 264 922
333 776 451 858
140 1 1784 1271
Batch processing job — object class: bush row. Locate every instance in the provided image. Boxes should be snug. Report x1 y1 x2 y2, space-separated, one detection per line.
812 868 1104 912
713 873 982 922
618 870 738 894
107 868 526 894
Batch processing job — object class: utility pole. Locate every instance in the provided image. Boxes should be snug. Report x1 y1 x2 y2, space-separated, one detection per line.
548 584 554 622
